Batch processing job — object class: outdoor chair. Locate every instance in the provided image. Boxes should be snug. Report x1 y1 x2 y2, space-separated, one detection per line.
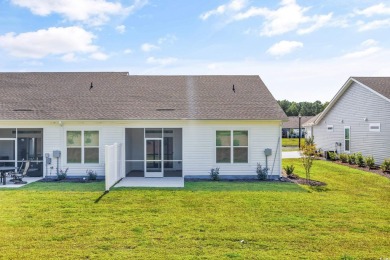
10 160 30 184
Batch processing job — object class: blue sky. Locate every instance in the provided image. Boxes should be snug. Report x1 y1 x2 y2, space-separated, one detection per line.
1 0 390 102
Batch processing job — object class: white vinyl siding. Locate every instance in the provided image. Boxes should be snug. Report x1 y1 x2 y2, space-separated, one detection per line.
313 81 390 164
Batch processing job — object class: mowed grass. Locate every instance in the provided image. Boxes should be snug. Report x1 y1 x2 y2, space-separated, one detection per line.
282 138 305 147
0 160 388 259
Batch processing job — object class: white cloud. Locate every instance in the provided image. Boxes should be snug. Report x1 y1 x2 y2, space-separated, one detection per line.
61 53 77 62
342 40 381 59
157 34 177 45
267 40 303 56
146 56 177 66
11 0 148 26
206 0 333 36
0 26 98 59
355 3 390 17
141 43 160 52
200 0 247 20
115 25 126 34
124 49 133 54
297 13 333 35
361 39 378 47
89 52 109 60
357 18 390 31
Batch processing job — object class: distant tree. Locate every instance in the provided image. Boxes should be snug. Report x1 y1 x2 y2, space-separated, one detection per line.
278 100 329 116
286 102 299 116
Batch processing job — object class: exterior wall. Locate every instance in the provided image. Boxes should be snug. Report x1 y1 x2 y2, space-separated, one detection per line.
313 82 390 163
0 120 283 178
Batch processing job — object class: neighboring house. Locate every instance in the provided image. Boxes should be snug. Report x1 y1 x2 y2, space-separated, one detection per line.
282 116 312 138
303 77 390 163
0 73 287 180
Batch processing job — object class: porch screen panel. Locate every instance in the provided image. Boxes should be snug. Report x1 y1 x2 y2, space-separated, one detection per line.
125 128 145 177
163 128 182 177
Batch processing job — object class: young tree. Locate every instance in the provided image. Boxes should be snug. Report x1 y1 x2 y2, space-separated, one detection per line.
301 136 316 184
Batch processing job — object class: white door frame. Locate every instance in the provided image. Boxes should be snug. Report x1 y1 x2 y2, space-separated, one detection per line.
144 138 163 177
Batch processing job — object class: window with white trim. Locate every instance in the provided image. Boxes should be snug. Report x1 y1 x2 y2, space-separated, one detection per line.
344 126 350 153
216 130 248 163
369 123 380 132
67 130 99 164
327 125 334 132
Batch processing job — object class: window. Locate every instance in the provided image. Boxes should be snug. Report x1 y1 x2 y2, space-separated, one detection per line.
67 130 99 164
216 130 248 163
327 125 334 132
369 123 380 132
344 126 350 153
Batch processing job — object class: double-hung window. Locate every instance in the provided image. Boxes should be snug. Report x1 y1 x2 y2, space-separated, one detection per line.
216 130 248 163
67 131 99 164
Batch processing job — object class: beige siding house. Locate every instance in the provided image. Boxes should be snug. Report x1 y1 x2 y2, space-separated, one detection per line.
304 77 390 163
0 73 287 180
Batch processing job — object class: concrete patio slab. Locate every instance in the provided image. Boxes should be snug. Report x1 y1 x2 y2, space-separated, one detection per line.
114 177 184 188
0 177 42 188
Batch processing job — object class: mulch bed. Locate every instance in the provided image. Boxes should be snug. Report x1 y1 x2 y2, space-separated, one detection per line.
332 160 390 180
38 178 103 183
283 173 327 186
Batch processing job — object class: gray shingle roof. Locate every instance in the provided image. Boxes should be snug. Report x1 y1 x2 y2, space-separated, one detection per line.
353 77 390 100
282 116 313 128
0 73 287 121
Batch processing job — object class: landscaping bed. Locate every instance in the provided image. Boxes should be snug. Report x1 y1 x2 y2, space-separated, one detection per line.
331 160 390 180
38 177 104 183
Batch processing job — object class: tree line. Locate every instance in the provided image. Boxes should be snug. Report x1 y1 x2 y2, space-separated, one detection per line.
277 100 329 116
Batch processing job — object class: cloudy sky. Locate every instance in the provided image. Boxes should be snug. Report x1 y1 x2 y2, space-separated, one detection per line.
1 0 389 102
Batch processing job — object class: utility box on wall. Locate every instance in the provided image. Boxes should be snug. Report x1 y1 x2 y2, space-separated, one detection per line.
53 150 61 158
264 148 272 156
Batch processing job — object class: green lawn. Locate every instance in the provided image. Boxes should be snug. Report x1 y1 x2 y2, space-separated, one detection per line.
0 160 389 259
282 138 305 147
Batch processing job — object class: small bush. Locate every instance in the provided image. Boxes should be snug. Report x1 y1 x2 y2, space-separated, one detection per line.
328 151 338 161
365 156 375 169
381 159 390 173
86 169 97 181
283 165 295 176
339 153 348 163
355 152 365 167
210 167 220 181
57 168 69 180
348 154 356 165
257 163 268 180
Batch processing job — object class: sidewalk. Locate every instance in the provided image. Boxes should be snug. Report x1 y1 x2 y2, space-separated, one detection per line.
282 151 301 159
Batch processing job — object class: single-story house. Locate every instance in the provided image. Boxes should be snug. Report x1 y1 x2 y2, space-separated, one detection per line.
282 116 312 138
303 77 390 163
0 73 287 180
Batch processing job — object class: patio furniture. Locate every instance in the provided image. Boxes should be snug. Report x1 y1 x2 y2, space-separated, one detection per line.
10 161 30 184
0 166 18 185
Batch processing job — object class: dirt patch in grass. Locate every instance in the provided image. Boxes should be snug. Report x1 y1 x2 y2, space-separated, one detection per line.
284 173 327 186
332 160 390 180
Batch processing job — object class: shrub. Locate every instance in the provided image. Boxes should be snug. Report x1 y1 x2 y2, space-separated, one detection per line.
257 163 268 180
339 153 348 163
328 151 338 161
283 165 295 176
301 136 316 183
355 152 365 167
209 167 220 181
57 168 69 180
381 159 390 173
348 153 356 165
86 169 97 181
365 156 375 169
